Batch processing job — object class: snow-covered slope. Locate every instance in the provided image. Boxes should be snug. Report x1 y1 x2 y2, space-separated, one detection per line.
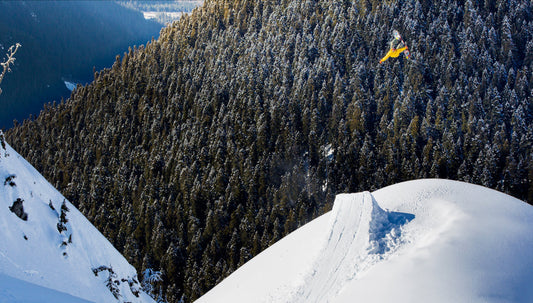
197 179 533 303
0 133 155 303
0 273 93 303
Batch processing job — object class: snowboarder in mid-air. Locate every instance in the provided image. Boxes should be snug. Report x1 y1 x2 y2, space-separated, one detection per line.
379 30 411 64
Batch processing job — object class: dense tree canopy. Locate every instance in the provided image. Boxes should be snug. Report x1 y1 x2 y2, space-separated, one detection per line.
0 0 162 128
8 0 533 301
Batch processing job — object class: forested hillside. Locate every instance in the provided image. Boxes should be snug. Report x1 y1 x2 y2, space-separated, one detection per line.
7 0 533 302
0 0 161 128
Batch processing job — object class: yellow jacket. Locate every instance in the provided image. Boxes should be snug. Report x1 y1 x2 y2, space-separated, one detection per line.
379 46 407 64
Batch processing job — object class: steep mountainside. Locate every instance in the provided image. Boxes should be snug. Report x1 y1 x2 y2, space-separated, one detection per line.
0 131 155 302
0 0 162 128
7 0 533 301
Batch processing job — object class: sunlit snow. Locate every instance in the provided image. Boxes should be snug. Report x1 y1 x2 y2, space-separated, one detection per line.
198 179 533 303
143 11 186 20
64 80 77 92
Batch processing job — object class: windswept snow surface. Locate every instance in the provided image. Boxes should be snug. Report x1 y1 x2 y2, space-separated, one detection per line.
197 179 533 303
0 137 155 303
0 273 92 303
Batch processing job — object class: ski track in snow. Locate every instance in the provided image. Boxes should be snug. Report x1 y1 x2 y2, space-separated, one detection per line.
198 179 533 303
290 192 414 303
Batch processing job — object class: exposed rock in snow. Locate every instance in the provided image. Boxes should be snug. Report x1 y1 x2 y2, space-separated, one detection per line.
0 133 155 303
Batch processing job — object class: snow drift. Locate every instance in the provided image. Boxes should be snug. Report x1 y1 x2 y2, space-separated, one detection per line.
293 192 414 303
197 179 533 303
0 134 154 303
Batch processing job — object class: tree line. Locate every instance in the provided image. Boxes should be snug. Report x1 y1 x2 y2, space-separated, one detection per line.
7 0 533 301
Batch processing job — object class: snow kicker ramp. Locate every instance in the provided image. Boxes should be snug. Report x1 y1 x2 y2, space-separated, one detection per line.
197 179 533 303
197 191 415 303
292 192 414 302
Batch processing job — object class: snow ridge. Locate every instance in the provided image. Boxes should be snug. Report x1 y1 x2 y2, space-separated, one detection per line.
197 179 533 303
293 192 414 303
0 134 155 302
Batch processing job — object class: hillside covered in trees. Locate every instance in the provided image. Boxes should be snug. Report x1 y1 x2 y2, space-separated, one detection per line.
7 0 533 301
0 0 161 128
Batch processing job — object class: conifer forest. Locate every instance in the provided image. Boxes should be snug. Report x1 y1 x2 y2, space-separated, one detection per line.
0 0 161 128
7 0 533 301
